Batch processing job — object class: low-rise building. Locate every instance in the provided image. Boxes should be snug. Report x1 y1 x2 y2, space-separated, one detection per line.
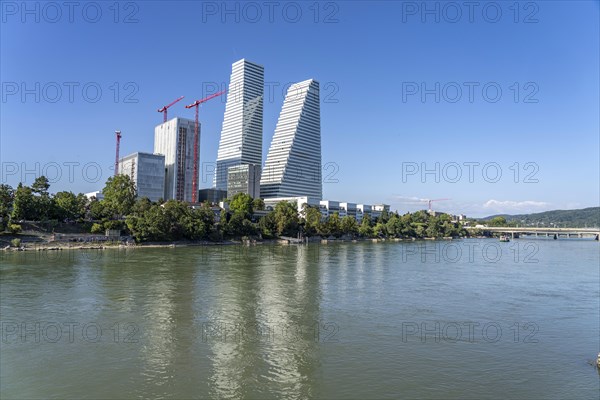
357 204 372 221
198 188 227 204
119 152 166 202
339 202 357 218
85 191 104 200
319 200 340 218
263 196 320 214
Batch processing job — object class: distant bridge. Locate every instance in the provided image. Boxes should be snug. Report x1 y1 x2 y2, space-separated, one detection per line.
466 226 599 240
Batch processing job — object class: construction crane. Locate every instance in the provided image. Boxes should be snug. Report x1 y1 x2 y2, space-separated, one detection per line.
157 96 185 122
185 90 226 203
427 198 450 212
114 130 122 176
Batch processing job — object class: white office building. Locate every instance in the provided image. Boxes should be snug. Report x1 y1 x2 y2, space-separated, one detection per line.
154 117 197 202
263 196 320 215
357 204 372 222
118 152 166 202
340 202 357 218
260 79 322 199
214 59 264 191
319 200 339 218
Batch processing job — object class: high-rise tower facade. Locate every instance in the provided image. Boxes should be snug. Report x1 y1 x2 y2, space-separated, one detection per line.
214 59 264 191
154 117 198 202
260 79 322 199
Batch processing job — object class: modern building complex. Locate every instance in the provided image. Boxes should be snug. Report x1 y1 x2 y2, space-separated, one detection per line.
154 117 197 202
260 79 322 199
106 58 393 220
214 59 264 191
227 164 261 199
118 152 166 202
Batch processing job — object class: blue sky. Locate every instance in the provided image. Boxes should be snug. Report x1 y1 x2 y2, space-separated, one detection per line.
1 1 599 217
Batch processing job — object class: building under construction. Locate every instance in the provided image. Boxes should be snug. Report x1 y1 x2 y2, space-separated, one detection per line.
154 117 198 202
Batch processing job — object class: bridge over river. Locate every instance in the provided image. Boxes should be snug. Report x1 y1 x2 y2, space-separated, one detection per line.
467 226 600 240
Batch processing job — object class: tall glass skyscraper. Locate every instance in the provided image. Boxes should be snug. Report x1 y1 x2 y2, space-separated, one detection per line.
260 79 322 199
214 59 264 191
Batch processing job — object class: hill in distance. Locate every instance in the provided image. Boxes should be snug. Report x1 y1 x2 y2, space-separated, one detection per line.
482 207 600 228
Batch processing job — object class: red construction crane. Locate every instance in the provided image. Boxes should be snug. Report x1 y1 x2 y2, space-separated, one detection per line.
157 96 185 122
114 130 122 176
185 90 226 203
427 198 450 212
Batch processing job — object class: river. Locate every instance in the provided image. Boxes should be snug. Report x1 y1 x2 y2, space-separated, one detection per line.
1 239 598 399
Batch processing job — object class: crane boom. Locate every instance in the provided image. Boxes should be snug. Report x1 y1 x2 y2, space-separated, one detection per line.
157 96 185 122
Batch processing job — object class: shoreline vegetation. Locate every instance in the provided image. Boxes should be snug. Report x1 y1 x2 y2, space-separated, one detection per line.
1 175 487 252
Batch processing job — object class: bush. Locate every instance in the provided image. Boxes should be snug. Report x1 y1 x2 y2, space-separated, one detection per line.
8 224 21 234
10 238 21 247
90 223 104 234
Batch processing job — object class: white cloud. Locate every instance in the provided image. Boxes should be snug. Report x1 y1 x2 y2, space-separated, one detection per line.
482 199 550 214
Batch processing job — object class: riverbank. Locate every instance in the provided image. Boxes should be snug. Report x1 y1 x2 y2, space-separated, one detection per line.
0 235 478 252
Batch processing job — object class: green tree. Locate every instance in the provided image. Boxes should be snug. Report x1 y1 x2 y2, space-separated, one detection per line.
54 191 83 221
31 176 53 220
11 183 35 221
273 201 299 236
302 205 322 236
252 198 265 212
89 198 108 220
229 193 254 217
358 215 373 237
102 175 136 218
258 212 277 239
385 213 404 237
488 216 507 227
0 184 14 230
373 222 386 237
326 212 342 237
341 216 359 237
31 176 50 196
377 209 390 224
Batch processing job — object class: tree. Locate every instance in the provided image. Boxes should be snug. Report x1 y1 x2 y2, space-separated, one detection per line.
341 216 358 237
102 175 136 218
258 212 277 239
229 193 254 217
358 215 373 237
326 212 342 237
377 209 390 224
31 176 53 220
252 198 265 212
31 176 50 196
89 198 108 220
385 214 404 237
273 201 299 236
373 222 386 237
130 197 152 216
488 216 507 227
225 211 255 237
11 184 35 221
302 205 322 236
0 184 14 230
54 191 83 221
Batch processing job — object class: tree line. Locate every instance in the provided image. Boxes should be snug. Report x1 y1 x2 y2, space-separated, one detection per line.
0 175 467 242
